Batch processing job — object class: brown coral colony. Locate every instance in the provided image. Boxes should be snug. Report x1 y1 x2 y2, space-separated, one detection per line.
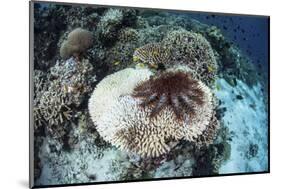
132 71 205 121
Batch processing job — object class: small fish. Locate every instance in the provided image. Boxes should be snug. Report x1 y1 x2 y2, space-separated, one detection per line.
133 56 140 62
149 63 158 69
136 63 145 68
216 83 221 91
207 65 215 72
113 61 120 65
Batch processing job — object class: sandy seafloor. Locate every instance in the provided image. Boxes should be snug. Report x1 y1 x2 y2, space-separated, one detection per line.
215 79 268 173
32 2 269 186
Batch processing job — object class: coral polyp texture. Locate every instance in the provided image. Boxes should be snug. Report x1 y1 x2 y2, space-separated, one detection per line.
60 28 93 59
133 43 171 68
88 68 153 123
89 67 218 158
163 29 218 86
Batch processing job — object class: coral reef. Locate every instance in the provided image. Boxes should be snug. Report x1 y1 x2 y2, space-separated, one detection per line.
88 68 153 125
60 28 93 59
34 58 96 140
163 29 218 86
89 67 218 158
97 8 138 45
132 71 206 120
102 28 140 72
153 154 194 178
97 9 124 44
133 43 171 69
132 29 218 86
33 4 268 185
34 4 67 70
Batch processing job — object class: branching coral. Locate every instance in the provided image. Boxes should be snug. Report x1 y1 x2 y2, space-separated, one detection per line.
97 8 138 45
98 8 124 44
37 81 72 125
195 111 220 147
118 28 139 43
103 28 140 72
60 28 93 59
89 67 218 158
34 58 96 139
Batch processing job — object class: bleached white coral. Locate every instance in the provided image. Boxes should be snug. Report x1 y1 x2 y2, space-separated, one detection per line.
89 66 216 158
88 68 153 123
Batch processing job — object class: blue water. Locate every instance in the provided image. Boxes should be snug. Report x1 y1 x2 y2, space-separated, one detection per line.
170 11 269 73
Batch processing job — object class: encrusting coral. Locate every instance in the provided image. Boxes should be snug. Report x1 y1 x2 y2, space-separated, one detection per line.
60 28 93 59
89 66 219 158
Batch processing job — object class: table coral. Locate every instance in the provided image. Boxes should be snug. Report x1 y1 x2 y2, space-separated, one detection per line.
89 66 218 158
133 43 171 69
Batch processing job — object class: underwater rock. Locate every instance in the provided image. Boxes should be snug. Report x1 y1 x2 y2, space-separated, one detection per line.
60 28 93 59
